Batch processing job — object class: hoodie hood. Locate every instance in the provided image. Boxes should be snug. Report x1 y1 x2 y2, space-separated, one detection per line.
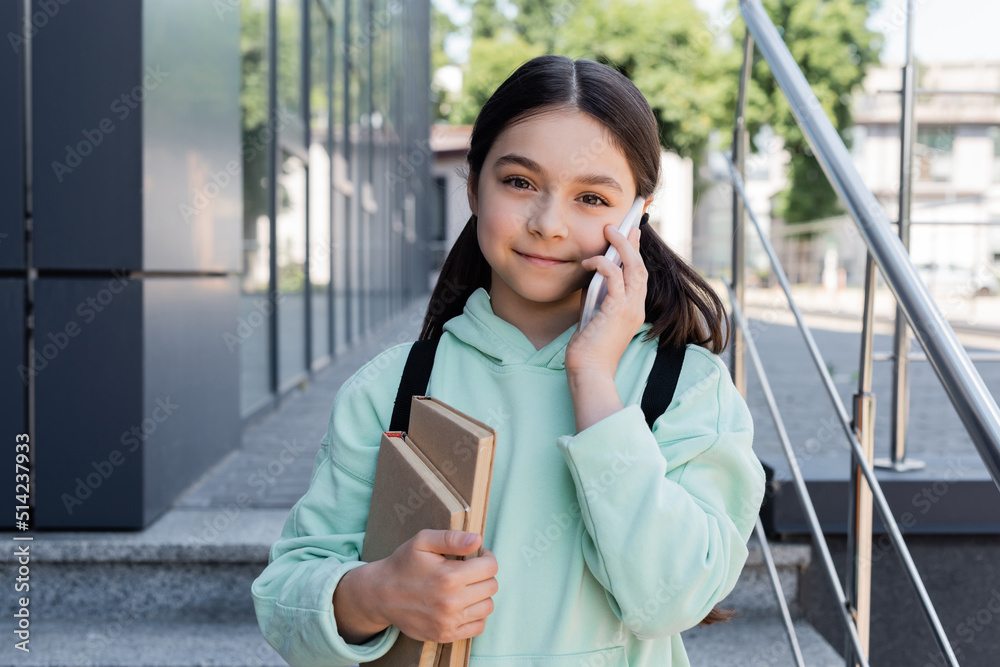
441 286 653 370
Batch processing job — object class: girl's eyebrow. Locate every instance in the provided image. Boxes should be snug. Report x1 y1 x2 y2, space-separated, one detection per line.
492 152 623 194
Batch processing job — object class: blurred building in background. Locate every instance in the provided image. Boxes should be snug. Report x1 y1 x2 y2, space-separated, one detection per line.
0 0 433 529
850 61 1000 293
694 61 1000 291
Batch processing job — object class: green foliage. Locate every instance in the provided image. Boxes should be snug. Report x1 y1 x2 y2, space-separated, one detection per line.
557 0 730 159
241 0 270 233
276 0 303 117
431 4 459 121
240 0 269 132
441 0 730 158
447 32 546 124
432 5 460 73
434 0 882 226
726 0 882 228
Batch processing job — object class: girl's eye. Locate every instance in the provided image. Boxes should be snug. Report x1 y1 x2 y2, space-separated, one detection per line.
579 193 609 207
502 177 608 207
503 176 532 190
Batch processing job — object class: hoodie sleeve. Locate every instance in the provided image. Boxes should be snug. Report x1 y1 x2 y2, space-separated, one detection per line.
554 346 766 640
251 344 413 667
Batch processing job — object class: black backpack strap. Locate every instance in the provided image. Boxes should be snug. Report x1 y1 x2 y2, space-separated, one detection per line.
640 339 687 430
389 339 440 432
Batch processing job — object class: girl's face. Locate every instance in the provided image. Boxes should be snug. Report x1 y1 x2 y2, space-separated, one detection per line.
468 107 644 313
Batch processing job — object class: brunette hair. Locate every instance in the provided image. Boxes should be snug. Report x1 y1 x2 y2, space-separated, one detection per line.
420 54 733 625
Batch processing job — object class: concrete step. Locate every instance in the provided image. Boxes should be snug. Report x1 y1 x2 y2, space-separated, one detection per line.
682 613 843 667
0 617 284 667
0 613 841 667
719 540 810 616
1 509 813 621
0 508 819 665
0 508 285 621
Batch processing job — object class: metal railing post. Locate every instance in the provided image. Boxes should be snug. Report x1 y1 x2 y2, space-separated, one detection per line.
754 520 806 667
727 157 960 667
881 0 926 472
730 4 1000 664
724 273 872 667
730 28 753 394
846 252 877 666
738 0 1000 493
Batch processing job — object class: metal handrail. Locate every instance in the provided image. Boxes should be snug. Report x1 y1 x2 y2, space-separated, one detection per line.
727 3 1000 664
738 0 1000 490
727 161 957 666
753 517 805 666
728 283 870 667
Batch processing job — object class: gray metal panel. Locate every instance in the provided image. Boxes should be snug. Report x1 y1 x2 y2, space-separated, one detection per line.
142 276 240 525
0 1 23 270
32 2 142 270
142 0 242 273
0 281 25 507
34 276 144 528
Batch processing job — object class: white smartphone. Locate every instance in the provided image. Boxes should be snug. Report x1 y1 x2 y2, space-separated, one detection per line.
579 195 646 330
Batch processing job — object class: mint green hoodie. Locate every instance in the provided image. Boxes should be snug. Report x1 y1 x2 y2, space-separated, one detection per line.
252 286 767 667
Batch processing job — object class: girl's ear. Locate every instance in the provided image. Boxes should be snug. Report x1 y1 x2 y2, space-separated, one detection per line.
641 197 653 217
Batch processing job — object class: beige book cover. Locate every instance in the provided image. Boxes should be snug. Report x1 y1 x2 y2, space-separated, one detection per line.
360 432 469 667
406 397 497 667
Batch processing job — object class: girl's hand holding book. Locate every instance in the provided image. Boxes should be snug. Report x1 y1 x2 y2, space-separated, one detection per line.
566 225 647 383
374 528 499 644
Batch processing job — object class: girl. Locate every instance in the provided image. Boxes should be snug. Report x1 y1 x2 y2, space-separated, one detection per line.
252 54 766 667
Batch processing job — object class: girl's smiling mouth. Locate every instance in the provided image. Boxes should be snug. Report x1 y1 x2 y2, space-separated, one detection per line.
516 250 570 266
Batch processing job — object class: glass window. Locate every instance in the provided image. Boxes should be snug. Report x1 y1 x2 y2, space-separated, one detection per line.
332 0 349 357
348 0 365 342
239 0 272 416
277 150 308 387
915 125 954 182
356 0 372 334
370 0 385 326
989 126 1000 183
430 176 447 271
309 2 332 365
278 0 306 146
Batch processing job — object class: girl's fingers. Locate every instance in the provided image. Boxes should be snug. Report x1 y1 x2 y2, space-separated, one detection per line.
603 225 646 296
606 225 640 265
586 255 626 298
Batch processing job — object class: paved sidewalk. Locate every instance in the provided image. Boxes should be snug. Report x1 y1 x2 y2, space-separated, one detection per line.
176 293 430 511
738 282 1000 468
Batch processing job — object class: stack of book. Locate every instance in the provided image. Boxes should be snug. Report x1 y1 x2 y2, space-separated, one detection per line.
360 396 497 667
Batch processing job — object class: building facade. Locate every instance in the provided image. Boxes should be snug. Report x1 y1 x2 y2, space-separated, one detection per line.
850 61 1000 285
694 62 1000 289
1 0 432 529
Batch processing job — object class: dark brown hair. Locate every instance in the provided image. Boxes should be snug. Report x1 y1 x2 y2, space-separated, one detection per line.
420 54 733 626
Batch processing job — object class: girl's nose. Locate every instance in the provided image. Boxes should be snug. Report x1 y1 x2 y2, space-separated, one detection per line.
525 195 570 239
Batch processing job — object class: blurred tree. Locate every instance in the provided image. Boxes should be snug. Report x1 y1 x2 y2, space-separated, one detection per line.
443 0 547 125
240 0 271 289
726 0 882 229
432 3 460 121
434 0 882 228
443 0 727 160
447 31 547 124
557 0 730 159
433 5 460 73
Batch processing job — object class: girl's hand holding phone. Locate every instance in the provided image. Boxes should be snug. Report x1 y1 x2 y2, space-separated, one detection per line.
372 528 499 644
565 222 647 383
